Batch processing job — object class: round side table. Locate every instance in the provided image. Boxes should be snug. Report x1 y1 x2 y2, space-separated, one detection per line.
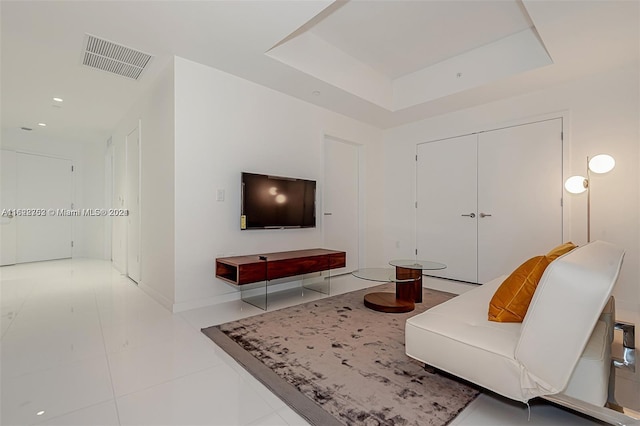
389 259 446 304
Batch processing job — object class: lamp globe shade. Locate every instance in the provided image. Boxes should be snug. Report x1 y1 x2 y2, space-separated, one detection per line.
588 154 615 174
565 175 587 194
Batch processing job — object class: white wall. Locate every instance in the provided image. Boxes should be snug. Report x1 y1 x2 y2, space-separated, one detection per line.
0 129 107 259
76 140 108 259
111 60 176 309
173 56 385 312
383 63 640 317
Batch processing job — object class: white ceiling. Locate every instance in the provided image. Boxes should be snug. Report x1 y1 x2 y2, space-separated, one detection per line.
1 1 638 145
310 1 533 79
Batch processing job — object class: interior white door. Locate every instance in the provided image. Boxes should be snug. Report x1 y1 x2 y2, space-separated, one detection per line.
477 118 563 282
323 137 359 274
416 134 478 282
16 152 72 263
126 126 141 283
1 150 17 266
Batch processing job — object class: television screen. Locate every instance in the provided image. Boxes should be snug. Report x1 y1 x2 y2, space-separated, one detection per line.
241 172 316 229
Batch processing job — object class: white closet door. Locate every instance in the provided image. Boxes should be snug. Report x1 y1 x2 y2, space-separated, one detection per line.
416 134 478 282
16 153 72 263
477 118 563 283
323 137 359 274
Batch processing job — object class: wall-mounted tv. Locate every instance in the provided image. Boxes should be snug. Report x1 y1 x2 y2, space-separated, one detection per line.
241 172 316 230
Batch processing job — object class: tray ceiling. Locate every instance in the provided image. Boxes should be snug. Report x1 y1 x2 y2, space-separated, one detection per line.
1 1 638 144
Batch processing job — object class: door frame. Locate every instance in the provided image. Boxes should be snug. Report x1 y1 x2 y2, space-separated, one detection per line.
126 122 142 283
104 137 113 261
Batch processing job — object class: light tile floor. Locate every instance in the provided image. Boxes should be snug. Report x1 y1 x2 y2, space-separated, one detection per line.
0 259 632 425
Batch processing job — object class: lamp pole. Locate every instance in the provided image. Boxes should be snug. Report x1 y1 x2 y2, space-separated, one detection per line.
565 154 615 244
586 156 591 243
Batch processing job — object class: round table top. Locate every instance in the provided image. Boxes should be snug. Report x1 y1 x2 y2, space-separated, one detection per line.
351 268 417 283
389 259 447 270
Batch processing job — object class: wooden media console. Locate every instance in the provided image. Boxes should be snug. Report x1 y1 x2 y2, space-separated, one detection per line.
215 248 346 285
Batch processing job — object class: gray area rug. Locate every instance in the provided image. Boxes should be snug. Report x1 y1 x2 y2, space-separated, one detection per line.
202 283 480 426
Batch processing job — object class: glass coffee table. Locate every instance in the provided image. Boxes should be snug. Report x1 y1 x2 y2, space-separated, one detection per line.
353 260 446 313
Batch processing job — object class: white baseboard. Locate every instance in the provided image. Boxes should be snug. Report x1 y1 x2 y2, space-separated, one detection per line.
423 276 478 295
171 291 241 313
112 261 125 274
170 277 307 313
138 280 174 312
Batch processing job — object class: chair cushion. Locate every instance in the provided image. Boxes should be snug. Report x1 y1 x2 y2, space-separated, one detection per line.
406 276 528 401
488 255 550 322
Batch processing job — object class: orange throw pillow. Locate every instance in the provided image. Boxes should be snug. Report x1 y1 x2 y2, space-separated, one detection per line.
546 242 577 261
488 256 551 323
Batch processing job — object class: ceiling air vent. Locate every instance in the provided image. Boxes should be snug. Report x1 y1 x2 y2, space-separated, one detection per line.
82 34 152 80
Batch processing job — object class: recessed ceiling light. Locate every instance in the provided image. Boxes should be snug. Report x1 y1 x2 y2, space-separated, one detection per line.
53 97 63 102
38 123 47 127
36 411 45 416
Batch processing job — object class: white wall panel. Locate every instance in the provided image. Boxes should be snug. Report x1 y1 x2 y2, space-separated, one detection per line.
172 56 384 311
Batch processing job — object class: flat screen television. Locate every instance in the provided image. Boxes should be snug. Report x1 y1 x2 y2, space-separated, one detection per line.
241 172 316 230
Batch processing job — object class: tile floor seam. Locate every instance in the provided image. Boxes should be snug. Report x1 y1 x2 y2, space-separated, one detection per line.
95 281 124 425
0 281 32 339
112 365 222 399
0 352 111 382
246 409 289 426
30 398 118 426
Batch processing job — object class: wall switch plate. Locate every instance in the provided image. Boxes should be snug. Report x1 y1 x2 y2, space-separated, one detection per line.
216 189 225 201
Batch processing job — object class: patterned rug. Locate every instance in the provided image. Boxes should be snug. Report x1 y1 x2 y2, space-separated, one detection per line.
202 283 480 426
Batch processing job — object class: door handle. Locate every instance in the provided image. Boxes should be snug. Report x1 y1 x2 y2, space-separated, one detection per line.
461 213 476 218
324 213 333 216
480 213 492 218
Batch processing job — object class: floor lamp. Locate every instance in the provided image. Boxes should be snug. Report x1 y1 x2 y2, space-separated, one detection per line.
564 154 615 243
566 155 635 377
